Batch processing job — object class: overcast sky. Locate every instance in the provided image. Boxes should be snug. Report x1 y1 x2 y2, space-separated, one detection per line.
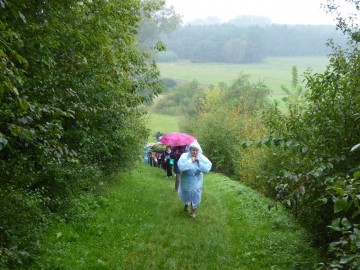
165 0 353 25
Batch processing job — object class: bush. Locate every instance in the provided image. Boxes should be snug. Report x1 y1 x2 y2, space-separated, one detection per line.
182 76 271 184
0 1 162 268
0 186 52 267
259 41 360 268
151 80 207 116
161 78 177 91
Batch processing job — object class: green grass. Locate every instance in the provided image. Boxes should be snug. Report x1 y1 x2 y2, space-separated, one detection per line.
158 57 329 96
32 164 321 269
147 112 182 141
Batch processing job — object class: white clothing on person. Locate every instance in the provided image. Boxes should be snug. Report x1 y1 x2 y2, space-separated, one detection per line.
177 141 212 209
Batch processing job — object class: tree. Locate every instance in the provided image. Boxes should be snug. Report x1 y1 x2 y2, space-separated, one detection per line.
222 38 248 63
228 15 272 27
257 1 360 268
0 0 164 267
138 0 182 53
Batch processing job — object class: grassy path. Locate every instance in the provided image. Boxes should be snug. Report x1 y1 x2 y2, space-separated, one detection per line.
33 163 321 269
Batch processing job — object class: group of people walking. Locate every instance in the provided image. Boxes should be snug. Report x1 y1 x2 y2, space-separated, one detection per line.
146 141 212 218
146 145 178 177
146 145 184 188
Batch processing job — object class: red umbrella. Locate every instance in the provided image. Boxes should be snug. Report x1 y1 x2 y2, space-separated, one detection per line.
159 132 196 146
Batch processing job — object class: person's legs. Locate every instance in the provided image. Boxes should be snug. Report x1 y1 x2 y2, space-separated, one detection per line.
175 173 180 191
190 191 201 218
180 190 191 213
167 165 173 177
163 160 167 172
190 204 196 218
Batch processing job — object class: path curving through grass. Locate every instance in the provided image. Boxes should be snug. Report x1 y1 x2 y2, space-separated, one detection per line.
33 163 321 269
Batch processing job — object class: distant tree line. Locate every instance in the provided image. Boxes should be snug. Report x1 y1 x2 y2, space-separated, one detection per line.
187 15 272 27
159 24 348 63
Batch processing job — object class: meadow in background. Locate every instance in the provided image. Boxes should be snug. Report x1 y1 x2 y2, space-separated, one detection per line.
157 56 329 97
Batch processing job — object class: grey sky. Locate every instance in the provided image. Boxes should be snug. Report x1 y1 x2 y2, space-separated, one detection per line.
165 0 354 25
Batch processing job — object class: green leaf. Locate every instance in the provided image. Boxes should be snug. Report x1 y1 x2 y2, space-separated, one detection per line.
255 140 263 147
310 166 324 178
351 143 360 152
19 99 30 111
328 218 341 231
301 147 308 153
264 139 272 147
272 138 283 146
19 12 27 23
256 139 270 147
351 209 360 219
286 199 291 206
286 140 299 147
11 87 19 96
244 141 253 148
340 218 352 230
326 162 334 169
340 255 357 264
334 198 347 213
8 124 22 136
0 137 8 151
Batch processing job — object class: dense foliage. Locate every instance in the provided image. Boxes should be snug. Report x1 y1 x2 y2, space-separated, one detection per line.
162 24 348 63
258 39 360 269
0 0 166 268
256 1 360 268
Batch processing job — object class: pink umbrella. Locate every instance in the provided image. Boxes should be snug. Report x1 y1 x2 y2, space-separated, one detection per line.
159 132 196 146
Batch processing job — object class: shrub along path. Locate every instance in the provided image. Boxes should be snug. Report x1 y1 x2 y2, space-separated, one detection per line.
33 163 321 269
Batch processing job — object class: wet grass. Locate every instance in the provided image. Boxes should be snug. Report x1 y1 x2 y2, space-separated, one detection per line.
32 163 321 270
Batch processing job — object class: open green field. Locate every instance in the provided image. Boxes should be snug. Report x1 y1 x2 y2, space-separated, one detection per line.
158 56 329 96
147 113 181 141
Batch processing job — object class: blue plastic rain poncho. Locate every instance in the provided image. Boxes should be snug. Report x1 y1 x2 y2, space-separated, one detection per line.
177 141 212 209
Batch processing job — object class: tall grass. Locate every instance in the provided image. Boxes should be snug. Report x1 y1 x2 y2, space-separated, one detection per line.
32 163 321 269
158 57 329 96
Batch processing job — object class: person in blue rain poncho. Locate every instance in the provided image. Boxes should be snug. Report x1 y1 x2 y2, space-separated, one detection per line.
177 141 212 218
